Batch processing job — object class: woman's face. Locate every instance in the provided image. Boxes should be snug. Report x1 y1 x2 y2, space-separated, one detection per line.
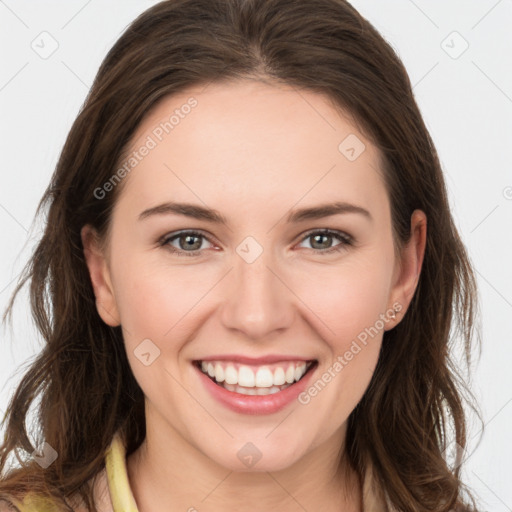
83 79 425 472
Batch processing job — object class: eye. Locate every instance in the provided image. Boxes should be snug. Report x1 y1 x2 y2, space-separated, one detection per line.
296 229 353 255
159 228 353 258
159 230 214 257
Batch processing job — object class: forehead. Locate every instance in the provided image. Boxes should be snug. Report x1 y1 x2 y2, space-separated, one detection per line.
115 79 387 221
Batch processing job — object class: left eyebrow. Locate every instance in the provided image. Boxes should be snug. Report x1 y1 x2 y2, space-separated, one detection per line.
286 201 373 223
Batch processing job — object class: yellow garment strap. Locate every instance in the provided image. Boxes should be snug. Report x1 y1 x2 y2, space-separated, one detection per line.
5 493 61 512
105 431 139 512
3 432 138 512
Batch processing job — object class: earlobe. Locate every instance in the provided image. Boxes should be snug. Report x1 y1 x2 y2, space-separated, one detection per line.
387 209 427 328
81 225 121 327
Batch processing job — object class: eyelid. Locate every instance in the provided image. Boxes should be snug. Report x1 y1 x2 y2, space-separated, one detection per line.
298 228 353 244
158 229 217 251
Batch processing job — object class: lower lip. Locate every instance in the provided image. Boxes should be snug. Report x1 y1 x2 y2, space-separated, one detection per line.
194 362 317 415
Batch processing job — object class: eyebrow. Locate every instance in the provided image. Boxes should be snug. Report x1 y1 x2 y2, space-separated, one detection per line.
138 201 372 224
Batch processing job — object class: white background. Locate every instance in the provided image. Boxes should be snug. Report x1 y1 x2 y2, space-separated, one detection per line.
1 1 511 510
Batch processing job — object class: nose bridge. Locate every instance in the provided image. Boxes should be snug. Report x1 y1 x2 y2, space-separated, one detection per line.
220 235 294 338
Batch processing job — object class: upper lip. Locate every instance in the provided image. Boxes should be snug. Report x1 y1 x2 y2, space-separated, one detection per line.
195 354 317 365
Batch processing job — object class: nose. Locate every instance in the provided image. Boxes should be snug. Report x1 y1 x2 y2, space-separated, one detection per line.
220 245 295 340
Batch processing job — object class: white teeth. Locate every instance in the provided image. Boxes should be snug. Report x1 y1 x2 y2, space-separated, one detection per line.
222 383 288 395
214 363 225 383
285 365 295 383
225 364 238 385
294 363 306 382
255 367 274 387
238 365 255 387
273 367 285 385
199 360 313 388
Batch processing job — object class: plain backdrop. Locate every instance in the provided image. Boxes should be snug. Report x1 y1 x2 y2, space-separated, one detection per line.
1 0 511 510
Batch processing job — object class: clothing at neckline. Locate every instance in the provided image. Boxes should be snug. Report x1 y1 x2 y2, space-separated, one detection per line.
7 429 393 511
104 429 393 512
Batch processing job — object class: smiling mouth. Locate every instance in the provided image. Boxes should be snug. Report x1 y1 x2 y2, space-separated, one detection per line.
194 359 318 396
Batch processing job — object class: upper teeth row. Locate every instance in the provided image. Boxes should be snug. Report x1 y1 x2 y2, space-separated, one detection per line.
200 361 310 388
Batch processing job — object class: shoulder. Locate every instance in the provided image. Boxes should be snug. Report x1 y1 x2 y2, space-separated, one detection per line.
0 469 112 512
0 494 58 511
0 499 19 511
68 467 113 512
88 467 114 512
0 444 116 512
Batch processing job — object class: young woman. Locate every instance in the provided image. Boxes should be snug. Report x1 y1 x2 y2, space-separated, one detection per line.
0 0 482 510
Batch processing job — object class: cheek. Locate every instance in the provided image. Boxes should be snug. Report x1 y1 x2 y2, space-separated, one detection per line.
111 249 208 338
293 262 389 422
111 222 395 341
290 253 393 347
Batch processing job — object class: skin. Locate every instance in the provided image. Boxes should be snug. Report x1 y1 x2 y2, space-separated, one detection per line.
82 79 426 512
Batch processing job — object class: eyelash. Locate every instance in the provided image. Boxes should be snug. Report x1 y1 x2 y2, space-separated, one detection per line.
158 229 354 257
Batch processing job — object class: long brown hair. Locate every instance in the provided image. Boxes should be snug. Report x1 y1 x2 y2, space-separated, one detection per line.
0 0 483 510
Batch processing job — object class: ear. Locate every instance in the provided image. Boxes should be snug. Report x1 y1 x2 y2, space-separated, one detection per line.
386 209 427 329
81 225 121 327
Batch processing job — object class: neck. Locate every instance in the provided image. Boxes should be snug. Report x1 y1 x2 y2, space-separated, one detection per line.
126 418 362 512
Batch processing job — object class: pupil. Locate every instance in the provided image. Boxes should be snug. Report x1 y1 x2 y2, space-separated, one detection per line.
183 235 200 250
313 234 330 249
